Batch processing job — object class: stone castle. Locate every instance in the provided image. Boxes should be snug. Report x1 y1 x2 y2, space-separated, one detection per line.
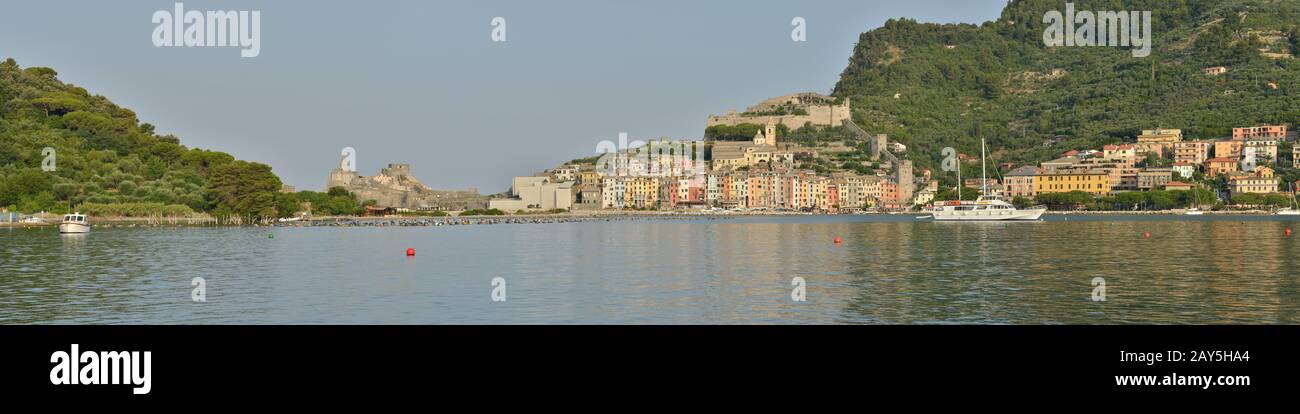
326 160 487 211
707 92 851 129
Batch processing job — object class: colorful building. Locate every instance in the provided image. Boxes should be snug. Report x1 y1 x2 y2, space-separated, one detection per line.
1034 169 1111 196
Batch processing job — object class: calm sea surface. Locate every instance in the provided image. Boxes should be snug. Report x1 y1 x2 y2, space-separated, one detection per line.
2 215 1299 324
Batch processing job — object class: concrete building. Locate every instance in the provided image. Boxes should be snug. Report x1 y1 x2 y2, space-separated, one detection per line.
488 177 573 212
1137 168 1174 190
1173 141 1210 165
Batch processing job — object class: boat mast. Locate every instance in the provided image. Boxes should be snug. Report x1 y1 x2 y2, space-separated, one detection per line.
980 138 988 199
956 149 962 202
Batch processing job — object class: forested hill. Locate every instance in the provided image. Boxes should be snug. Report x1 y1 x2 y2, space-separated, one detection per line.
0 58 285 220
832 0 1300 175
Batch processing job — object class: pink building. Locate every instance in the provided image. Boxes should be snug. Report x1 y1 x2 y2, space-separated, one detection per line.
1233 125 1287 140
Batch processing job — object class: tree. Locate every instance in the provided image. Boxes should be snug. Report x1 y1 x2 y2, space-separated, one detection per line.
205 161 282 222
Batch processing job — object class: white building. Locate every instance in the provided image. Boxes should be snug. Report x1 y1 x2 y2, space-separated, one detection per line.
489 176 573 211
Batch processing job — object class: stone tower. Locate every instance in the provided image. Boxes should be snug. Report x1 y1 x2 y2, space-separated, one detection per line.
895 160 914 206
869 134 887 159
765 122 777 146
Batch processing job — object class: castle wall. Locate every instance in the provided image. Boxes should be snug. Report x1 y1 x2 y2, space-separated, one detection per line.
706 100 850 129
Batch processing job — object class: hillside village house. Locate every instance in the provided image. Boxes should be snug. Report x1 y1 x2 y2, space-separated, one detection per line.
1233 125 1287 140
1173 141 1210 164
1227 167 1279 198
1205 157 1238 177
1137 168 1175 190
1213 139 1245 159
1244 138 1279 162
1041 156 1081 172
1171 162 1195 179
1103 144 1136 159
1136 128 1182 155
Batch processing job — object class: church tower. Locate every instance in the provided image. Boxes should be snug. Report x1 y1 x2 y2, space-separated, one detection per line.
765 122 777 146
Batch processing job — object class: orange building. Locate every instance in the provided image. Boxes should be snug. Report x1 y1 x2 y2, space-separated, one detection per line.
1205 158 1238 177
1233 125 1287 140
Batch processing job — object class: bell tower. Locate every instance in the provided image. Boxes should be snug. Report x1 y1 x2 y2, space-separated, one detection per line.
765 122 777 146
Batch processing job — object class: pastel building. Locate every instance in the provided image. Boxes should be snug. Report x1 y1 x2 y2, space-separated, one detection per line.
1002 166 1040 198
1233 125 1287 140
1034 169 1111 196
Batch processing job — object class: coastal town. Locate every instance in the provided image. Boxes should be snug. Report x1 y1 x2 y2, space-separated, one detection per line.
5 91 1299 227
463 95 1300 216
278 92 1300 218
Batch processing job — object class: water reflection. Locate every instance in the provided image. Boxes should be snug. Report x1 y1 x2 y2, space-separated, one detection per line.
1 216 1297 324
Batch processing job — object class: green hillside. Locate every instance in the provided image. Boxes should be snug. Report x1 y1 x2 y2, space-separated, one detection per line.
0 58 299 221
832 0 1300 179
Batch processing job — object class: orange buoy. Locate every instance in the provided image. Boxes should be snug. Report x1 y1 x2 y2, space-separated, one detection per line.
834 236 842 244
1143 232 1151 239
406 248 415 256
1287 228 1292 236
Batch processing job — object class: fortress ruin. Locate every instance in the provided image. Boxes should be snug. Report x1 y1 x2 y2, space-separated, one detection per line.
707 92 851 129
326 161 487 211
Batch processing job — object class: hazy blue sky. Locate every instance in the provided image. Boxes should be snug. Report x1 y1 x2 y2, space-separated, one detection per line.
1 0 1006 193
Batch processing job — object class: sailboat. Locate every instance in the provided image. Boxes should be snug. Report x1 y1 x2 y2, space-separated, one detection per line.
1278 183 1300 216
929 139 1047 221
1185 184 1204 215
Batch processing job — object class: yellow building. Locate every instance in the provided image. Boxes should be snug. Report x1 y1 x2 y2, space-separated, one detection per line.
1034 169 1111 196
625 176 660 209
1227 171 1278 197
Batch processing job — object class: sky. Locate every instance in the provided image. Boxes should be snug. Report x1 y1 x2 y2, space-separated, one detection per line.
0 0 1007 193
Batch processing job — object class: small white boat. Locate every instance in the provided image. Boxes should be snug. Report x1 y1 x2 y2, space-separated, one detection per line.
19 216 45 224
1185 208 1204 216
1279 185 1300 216
59 213 91 234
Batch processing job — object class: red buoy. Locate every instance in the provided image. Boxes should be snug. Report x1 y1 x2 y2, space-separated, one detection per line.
834 236 842 244
1287 228 1292 237
406 248 415 256
1143 232 1151 239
